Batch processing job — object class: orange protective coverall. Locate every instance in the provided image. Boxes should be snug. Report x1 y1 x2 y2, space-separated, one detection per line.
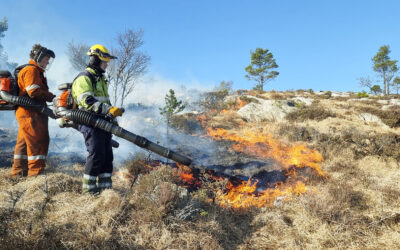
11 59 55 176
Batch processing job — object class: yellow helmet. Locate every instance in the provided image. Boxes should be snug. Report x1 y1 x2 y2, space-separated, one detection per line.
87 44 117 62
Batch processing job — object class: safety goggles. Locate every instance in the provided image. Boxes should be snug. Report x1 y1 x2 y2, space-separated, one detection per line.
91 48 117 60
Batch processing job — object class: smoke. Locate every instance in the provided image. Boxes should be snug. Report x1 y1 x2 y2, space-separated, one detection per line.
46 54 78 89
45 68 216 165
114 106 221 167
125 74 211 107
2 44 217 165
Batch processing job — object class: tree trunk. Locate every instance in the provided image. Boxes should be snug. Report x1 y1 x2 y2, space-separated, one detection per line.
166 117 170 164
388 80 390 95
383 73 386 96
260 76 264 91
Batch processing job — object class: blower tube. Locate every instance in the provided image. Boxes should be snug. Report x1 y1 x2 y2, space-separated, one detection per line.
0 90 57 118
0 90 119 148
58 108 192 166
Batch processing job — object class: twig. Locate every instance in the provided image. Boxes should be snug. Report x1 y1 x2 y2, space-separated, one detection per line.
368 212 400 228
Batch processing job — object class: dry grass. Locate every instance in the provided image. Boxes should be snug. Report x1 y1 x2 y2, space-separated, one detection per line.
353 104 400 127
1 91 400 249
0 165 262 249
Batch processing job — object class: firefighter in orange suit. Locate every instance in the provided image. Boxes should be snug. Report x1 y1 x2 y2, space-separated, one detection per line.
11 44 56 177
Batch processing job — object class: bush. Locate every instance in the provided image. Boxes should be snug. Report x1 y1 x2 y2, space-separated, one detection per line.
239 95 259 104
286 105 336 122
198 90 229 111
357 90 369 98
270 92 285 100
170 113 204 134
355 105 400 127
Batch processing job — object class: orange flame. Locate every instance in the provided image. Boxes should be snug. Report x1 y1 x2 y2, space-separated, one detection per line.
176 163 202 187
220 109 229 114
115 169 136 183
206 128 325 177
205 127 325 208
216 180 308 208
195 114 208 128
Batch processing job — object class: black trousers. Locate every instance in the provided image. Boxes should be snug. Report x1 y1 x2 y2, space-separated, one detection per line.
78 124 113 176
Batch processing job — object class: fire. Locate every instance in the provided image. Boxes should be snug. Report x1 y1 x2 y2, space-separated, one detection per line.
205 127 325 208
115 169 135 183
206 128 325 177
216 180 308 208
195 114 208 128
176 163 202 187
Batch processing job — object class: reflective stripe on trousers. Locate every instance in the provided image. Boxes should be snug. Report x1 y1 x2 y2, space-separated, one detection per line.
82 174 97 194
14 155 28 159
12 113 49 177
14 155 46 160
28 155 46 160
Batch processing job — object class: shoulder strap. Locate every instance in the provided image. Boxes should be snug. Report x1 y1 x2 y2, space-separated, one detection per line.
74 70 97 89
14 64 39 76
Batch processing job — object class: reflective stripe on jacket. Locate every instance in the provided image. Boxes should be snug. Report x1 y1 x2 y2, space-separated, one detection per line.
71 67 111 114
16 59 54 118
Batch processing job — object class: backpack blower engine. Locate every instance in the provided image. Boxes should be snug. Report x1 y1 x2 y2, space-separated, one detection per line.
0 69 56 117
54 83 192 166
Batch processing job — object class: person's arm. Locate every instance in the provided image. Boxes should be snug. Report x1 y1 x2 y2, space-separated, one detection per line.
23 67 55 102
72 76 111 114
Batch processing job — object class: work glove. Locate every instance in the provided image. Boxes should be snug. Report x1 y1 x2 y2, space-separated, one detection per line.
108 106 124 118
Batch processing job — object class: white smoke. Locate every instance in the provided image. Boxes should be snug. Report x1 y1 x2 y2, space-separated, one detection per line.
2 43 216 164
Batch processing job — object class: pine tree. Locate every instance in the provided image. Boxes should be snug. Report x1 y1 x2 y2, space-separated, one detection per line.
0 17 8 62
372 45 398 95
0 17 17 71
159 89 185 144
245 48 279 91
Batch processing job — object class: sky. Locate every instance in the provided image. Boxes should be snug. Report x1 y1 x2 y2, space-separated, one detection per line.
2 0 400 95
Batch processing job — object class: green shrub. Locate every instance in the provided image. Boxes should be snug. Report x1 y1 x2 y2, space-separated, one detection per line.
239 95 259 104
357 91 369 98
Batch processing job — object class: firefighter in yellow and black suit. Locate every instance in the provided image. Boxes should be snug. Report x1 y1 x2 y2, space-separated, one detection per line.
71 44 123 194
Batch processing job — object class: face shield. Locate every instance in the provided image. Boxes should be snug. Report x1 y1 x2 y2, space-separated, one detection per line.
46 57 54 71
34 47 56 71
37 56 54 71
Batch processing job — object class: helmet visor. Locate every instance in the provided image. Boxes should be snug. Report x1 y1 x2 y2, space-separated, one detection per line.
45 57 54 71
89 48 117 61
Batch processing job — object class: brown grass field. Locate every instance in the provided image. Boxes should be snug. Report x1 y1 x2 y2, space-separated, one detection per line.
1 90 400 249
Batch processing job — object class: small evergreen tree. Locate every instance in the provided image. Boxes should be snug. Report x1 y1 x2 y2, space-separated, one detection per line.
392 77 400 95
0 17 17 71
372 45 398 95
0 17 8 51
159 89 186 145
370 85 382 95
245 48 279 91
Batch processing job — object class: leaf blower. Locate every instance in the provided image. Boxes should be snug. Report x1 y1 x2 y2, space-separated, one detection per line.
54 83 192 166
0 69 119 148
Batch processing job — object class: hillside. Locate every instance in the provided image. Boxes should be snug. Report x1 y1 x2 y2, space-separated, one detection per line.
1 89 400 249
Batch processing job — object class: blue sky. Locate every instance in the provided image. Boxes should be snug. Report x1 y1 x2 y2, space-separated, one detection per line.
2 0 400 93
